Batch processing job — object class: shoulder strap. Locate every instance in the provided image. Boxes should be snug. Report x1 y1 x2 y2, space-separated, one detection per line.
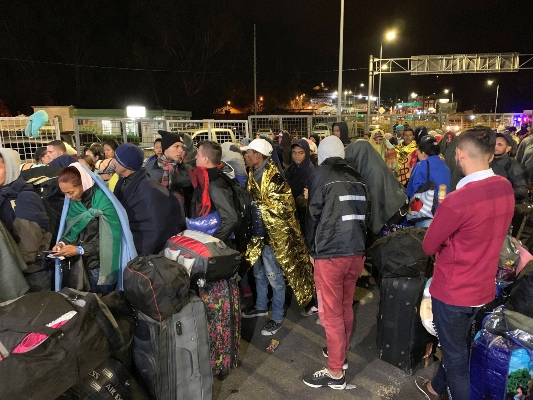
425 160 431 183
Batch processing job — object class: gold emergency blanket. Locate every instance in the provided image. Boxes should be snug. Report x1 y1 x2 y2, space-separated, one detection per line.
395 140 417 185
245 159 314 307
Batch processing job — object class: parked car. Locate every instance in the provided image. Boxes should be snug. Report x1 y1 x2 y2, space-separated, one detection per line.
255 128 275 141
175 128 237 147
311 123 330 138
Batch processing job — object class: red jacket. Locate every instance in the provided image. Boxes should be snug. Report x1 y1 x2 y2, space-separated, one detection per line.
423 175 514 306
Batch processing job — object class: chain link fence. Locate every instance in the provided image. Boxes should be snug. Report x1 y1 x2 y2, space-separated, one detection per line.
0 117 61 162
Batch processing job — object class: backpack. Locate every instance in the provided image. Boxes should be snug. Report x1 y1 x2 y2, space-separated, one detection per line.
123 254 190 323
219 173 253 253
20 166 65 241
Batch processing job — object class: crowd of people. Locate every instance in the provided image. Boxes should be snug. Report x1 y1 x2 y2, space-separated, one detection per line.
0 121 531 398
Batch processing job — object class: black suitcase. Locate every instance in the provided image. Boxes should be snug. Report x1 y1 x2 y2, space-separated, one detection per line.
58 357 148 400
133 295 213 400
377 276 434 374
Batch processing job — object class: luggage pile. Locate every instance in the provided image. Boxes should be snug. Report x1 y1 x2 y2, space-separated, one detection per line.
368 227 436 375
0 229 243 399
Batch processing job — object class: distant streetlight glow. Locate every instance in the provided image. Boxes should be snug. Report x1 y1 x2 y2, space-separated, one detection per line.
378 29 397 109
385 31 396 41
411 92 417 99
487 80 494 85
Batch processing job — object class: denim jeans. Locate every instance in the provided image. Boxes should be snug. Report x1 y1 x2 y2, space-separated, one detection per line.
87 268 116 294
431 297 480 400
253 245 286 323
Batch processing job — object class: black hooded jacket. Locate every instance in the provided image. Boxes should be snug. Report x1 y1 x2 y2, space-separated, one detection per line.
332 122 351 146
284 139 315 231
306 157 369 258
284 139 315 199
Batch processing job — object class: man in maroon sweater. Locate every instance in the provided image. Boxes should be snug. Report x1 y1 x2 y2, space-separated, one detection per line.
415 127 514 400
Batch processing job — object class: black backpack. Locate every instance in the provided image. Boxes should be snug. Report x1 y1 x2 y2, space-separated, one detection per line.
123 254 190 322
219 173 253 253
21 166 65 241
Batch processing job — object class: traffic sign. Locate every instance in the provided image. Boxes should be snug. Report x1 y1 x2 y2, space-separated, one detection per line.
397 102 420 107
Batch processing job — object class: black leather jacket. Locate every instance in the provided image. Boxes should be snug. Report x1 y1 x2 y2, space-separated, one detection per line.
305 157 369 259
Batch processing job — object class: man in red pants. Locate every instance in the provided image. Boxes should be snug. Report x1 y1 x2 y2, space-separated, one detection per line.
302 136 369 390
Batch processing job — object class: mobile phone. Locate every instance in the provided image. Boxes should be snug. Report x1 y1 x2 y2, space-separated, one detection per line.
42 250 59 253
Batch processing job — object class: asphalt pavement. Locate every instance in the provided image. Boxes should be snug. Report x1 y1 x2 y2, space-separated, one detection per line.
213 285 440 400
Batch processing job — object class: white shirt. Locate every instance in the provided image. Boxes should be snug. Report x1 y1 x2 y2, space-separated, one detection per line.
456 168 496 190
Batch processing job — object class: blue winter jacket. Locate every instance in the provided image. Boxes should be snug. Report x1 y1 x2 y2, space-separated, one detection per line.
406 155 451 212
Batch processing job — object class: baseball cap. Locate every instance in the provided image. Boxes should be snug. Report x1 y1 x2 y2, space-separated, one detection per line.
241 138 273 156
496 132 514 147
395 125 405 131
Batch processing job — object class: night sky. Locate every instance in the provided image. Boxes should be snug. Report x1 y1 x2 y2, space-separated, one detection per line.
0 0 531 117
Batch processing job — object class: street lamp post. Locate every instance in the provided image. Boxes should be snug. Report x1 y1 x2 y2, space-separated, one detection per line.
377 30 396 110
444 89 454 104
487 80 500 115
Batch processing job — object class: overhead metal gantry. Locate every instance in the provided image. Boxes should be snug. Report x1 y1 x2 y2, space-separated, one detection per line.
365 52 533 129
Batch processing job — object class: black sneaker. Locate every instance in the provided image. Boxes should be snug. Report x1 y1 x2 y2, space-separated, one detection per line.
260 319 281 335
303 367 346 389
241 306 268 319
322 347 348 370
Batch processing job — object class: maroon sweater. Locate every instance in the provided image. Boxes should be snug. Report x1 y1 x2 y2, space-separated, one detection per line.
423 175 514 306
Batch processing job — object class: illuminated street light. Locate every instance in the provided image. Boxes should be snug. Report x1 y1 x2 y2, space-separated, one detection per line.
487 80 499 115
360 83 365 87
444 88 454 104
378 30 397 109
411 92 417 99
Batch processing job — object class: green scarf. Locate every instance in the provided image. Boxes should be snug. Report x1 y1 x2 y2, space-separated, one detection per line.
63 186 121 285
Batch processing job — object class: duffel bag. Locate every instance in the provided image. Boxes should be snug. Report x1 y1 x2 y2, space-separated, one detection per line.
367 227 431 278
0 291 113 400
165 229 241 287
123 254 190 322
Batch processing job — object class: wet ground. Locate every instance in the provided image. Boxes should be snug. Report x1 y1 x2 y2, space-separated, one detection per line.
213 285 439 400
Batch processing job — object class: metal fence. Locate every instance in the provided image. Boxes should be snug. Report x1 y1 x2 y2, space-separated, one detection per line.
0 117 61 162
72 118 250 159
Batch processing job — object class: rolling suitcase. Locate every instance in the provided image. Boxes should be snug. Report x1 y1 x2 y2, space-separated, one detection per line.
198 278 241 379
377 276 434 374
133 295 212 400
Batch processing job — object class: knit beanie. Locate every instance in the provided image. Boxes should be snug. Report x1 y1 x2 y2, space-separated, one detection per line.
158 130 183 152
318 136 345 165
0 147 21 185
114 143 144 171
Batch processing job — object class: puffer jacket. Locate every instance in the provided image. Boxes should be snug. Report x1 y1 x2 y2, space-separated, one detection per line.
306 157 369 259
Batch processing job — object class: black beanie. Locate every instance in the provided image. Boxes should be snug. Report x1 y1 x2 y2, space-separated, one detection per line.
158 130 183 152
